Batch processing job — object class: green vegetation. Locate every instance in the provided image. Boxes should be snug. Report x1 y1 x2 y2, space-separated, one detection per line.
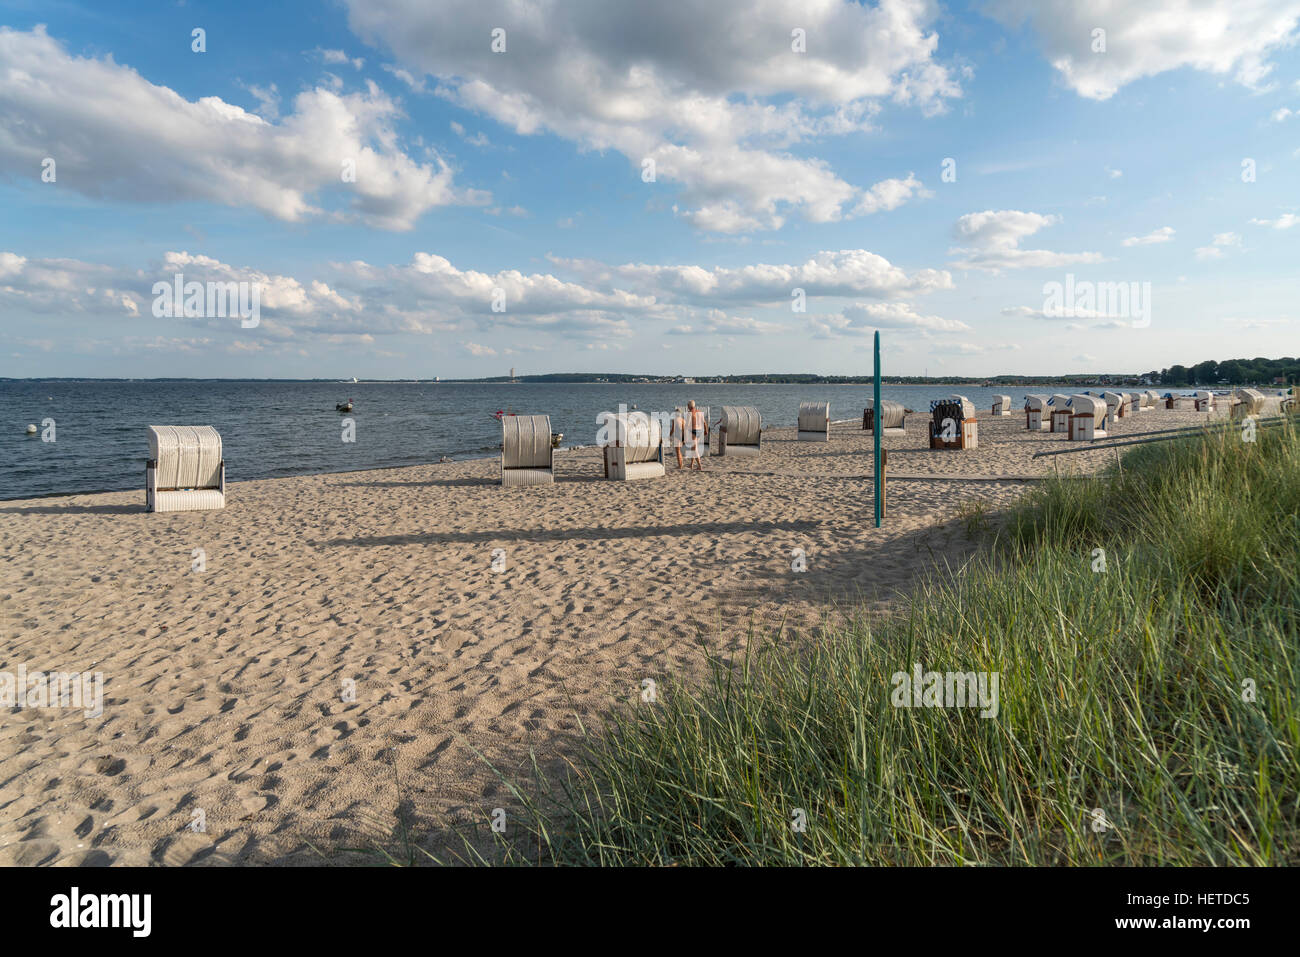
1150 356 1299 387
490 419 1299 865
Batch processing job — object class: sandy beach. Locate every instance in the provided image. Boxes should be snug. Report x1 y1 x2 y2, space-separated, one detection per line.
0 403 1253 864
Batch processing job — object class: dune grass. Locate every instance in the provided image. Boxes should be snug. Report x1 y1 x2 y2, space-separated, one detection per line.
491 417 1299 865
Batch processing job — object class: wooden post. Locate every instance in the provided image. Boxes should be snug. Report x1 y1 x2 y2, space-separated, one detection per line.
881 448 888 517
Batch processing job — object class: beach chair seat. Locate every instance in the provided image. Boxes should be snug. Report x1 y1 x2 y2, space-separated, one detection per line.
501 415 555 486
797 401 830 441
146 425 226 512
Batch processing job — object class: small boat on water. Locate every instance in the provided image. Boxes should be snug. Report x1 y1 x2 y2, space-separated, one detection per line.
336 399 353 412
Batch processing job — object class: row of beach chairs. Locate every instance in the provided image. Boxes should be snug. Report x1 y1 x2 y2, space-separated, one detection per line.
137 406 773 509
515 404 767 485
139 387 1287 510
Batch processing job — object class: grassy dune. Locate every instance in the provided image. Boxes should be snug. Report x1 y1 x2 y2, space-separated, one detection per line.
501 418 1299 865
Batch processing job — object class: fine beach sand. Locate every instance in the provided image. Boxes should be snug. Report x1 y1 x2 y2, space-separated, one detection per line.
0 401 1261 865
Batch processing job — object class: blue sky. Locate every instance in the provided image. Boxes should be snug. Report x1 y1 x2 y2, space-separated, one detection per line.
1 0 1298 379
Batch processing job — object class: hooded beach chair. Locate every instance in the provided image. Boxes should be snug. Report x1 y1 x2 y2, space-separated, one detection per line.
1068 395 1108 440
1024 395 1049 431
600 410 666 480
146 425 226 513
863 398 907 434
797 401 831 441
1230 388 1266 420
500 414 555 486
991 395 1012 416
1049 394 1073 433
718 406 762 456
1102 391 1129 420
929 395 978 449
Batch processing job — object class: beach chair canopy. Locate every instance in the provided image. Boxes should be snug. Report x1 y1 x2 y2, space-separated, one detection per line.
864 398 907 429
1049 393 1071 409
597 410 662 464
720 406 762 445
1194 390 1213 401
798 401 830 432
1101 391 1128 407
502 415 553 470
1069 394 1107 426
930 395 975 423
148 425 223 490
1024 394 1049 411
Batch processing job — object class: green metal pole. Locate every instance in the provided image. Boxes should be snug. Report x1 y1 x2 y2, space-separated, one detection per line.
874 330 882 528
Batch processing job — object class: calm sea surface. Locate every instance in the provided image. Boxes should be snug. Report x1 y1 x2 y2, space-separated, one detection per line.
2 380 1063 499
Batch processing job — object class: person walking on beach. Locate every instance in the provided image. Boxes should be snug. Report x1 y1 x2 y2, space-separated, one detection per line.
686 400 707 470
670 406 687 469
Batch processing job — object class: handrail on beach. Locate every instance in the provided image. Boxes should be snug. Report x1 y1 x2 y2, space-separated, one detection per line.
1031 415 1294 459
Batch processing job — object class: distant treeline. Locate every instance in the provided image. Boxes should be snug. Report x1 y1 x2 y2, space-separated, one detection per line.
1142 357 1299 387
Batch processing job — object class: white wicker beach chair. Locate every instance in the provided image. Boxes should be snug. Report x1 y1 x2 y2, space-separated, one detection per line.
797 401 831 441
1194 390 1214 412
1024 395 1049 431
992 394 1012 416
146 425 226 513
500 415 555 486
1049 394 1072 433
1230 388 1266 420
1068 395 1108 440
718 406 762 456
600 410 666 480
863 398 907 434
1102 391 1130 420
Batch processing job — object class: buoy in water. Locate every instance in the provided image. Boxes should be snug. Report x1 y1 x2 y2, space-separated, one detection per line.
25 424 37 434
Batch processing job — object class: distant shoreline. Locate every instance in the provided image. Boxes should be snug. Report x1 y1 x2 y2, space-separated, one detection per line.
0 376 1263 387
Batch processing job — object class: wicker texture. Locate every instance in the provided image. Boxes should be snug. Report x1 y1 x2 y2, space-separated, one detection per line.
1232 389 1266 416
501 415 554 484
797 401 830 432
720 406 761 449
1069 394 1107 426
152 489 226 512
148 426 222 490
864 399 906 430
